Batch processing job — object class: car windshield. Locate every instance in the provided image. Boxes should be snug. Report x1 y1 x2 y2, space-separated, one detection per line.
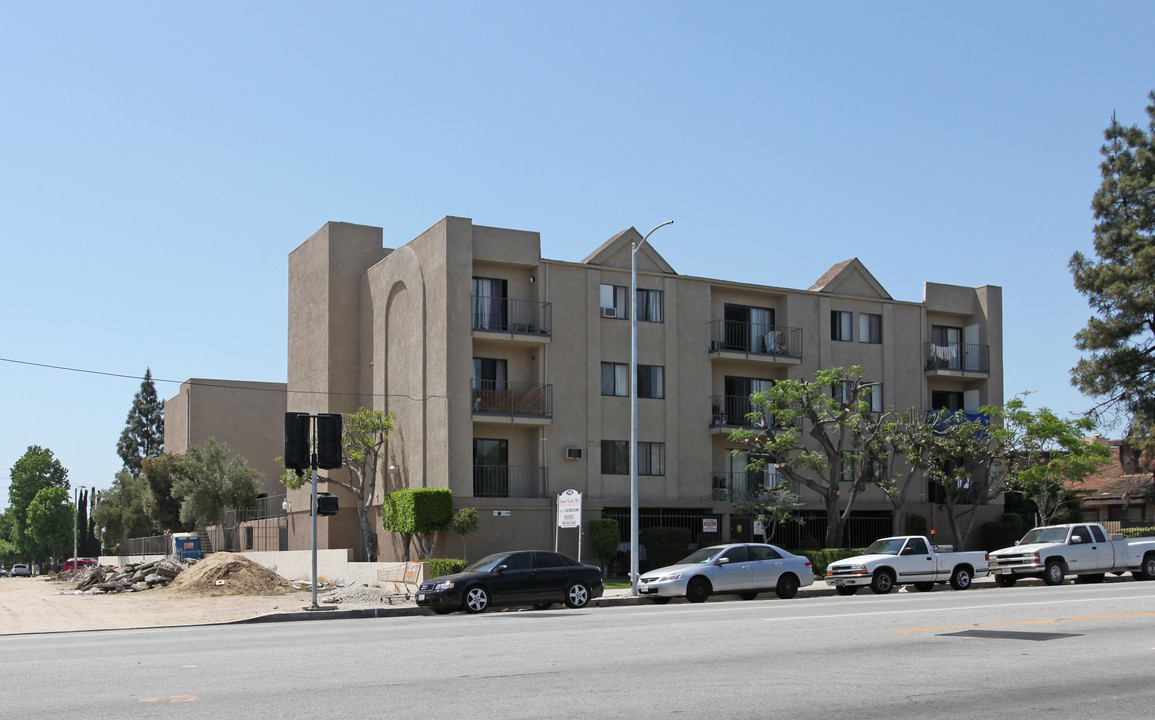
1019 527 1070 545
463 553 512 573
676 546 726 564
862 538 906 555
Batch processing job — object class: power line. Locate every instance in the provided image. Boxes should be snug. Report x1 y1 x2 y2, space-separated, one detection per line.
0 356 448 403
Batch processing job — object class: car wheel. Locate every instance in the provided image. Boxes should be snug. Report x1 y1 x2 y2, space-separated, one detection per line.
1042 560 1066 586
835 586 859 596
870 569 895 595
994 575 1017 588
650 596 672 605
432 608 454 615
564 583 591 609
463 585 490 613
739 592 758 601
775 574 800 600
1135 553 1155 581
913 582 935 592
949 567 973 591
533 602 554 610
685 576 711 603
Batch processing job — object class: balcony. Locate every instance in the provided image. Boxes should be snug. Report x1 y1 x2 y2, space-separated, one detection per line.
709 394 763 431
472 382 553 424
473 465 549 498
926 409 990 432
924 342 989 376
708 321 802 364
710 471 796 500
472 296 552 342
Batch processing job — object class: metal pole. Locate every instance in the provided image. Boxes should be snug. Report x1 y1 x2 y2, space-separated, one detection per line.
310 464 319 610
630 220 673 596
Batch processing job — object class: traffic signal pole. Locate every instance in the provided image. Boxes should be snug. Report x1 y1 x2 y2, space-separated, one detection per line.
285 412 343 612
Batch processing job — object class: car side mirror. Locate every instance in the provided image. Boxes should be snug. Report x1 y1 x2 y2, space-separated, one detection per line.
1070 536 1082 544
716 557 730 565
494 564 508 573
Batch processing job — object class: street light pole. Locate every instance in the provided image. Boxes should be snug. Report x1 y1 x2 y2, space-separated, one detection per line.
630 220 673 596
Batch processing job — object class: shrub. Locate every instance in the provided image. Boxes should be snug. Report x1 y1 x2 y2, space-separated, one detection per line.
978 514 1031 551
381 488 453 560
640 526 692 570
795 548 861 577
427 558 467 578
1121 526 1155 539
588 518 620 572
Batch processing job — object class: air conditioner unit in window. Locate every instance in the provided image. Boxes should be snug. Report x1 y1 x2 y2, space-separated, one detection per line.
600 306 618 318
565 447 583 460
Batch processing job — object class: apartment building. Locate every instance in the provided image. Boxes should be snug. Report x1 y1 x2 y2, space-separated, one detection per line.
275 217 1004 562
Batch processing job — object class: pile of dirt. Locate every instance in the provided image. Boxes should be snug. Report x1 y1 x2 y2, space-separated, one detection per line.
159 552 295 598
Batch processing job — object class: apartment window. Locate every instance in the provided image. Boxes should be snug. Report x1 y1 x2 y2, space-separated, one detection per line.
638 364 664 399
723 304 776 352
931 390 964 411
472 277 508 331
831 311 853 341
600 284 629 319
859 313 882 344
601 440 664 475
636 288 664 323
473 438 509 497
472 357 507 390
833 380 882 412
601 363 629 397
601 363 664 399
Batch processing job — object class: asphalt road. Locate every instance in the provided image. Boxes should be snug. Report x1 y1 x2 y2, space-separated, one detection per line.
3 579 1153 719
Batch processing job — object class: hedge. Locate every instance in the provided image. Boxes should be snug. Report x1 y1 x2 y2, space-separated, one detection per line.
428 558 468 578
640 527 692 570
380 488 453 534
795 548 863 577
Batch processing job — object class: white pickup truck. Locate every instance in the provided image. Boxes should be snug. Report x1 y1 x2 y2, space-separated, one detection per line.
825 535 990 595
988 523 1155 586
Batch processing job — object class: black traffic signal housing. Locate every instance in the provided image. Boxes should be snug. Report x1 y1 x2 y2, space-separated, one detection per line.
314 492 339 516
316 413 343 470
284 413 311 471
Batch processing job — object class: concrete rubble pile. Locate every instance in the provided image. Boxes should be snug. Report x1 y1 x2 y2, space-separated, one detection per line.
71 559 190 594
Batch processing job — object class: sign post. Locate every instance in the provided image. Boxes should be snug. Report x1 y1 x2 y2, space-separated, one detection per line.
555 489 583 560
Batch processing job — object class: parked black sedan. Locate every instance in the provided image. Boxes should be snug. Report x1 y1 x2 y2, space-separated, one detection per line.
416 550 604 614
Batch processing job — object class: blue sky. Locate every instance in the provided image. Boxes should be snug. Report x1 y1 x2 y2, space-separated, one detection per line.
2 2 1153 504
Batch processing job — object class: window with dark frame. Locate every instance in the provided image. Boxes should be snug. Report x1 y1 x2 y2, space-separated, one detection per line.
600 440 665 475
831 310 853 341
859 313 882 343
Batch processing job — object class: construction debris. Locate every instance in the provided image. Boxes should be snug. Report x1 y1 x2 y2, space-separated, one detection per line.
69 558 189 594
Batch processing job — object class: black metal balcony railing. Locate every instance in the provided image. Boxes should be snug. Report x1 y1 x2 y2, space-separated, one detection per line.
924 342 989 373
473 465 549 498
472 381 553 418
710 470 786 500
709 394 764 428
472 296 552 335
708 320 802 358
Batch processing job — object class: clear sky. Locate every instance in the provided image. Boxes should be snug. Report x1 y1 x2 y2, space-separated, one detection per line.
3 2 1153 505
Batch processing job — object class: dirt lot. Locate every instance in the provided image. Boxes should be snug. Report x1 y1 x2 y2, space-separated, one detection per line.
1 554 415 635
0 576 324 634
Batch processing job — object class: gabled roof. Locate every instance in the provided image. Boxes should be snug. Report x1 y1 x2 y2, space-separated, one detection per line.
581 227 677 274
808 257 892 300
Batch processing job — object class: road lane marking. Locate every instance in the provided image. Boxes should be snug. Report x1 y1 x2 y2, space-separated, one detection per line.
890 611 1155 634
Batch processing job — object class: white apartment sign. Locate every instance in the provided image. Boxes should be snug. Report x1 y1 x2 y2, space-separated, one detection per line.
557 489 582 528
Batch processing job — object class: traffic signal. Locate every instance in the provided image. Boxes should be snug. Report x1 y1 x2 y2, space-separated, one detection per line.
316 413 343 470
314 492 339 516
284 413 311 471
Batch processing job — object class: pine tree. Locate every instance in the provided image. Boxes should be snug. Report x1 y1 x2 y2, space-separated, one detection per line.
117 368 165 476
1070 91 1155 426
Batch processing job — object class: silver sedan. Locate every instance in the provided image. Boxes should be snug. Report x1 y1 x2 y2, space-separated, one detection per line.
637 543 814 604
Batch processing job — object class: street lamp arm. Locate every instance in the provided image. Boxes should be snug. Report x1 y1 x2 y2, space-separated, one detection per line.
635 220 674 254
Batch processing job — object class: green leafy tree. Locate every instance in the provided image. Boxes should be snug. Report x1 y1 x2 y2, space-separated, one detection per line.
1070 92 1155 425
381 488 452 561
92 471 153 553
879 411 937 535
280 408 395 562
588 518 620 575
171 439 262 530
7 445 69 558
729 366 891 548
1011 409 1109 526
140 453 186 532
0 510 18 566
26 486 73 564
729 485 802 542
450 507 479 561
117 368 165 476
